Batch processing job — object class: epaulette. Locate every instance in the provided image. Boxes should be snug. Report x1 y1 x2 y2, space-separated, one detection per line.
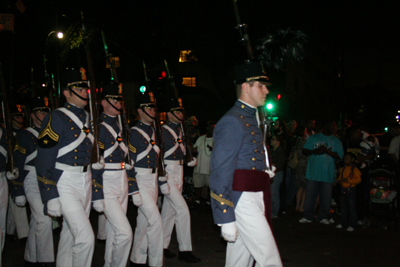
38 114 60 148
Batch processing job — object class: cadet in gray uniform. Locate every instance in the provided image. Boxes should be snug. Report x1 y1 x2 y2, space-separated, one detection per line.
11 98 54 266
209 61 282 267
36 68 103 267
161 98 200 263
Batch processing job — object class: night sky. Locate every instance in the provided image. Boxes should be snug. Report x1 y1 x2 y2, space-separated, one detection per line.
1 0 399 129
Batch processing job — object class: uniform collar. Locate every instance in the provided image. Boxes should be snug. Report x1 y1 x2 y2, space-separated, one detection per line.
65 102 86 115
32 124 41 131
101 112 117 124
166 120 180 129
137 120 152 128
235 100 257 116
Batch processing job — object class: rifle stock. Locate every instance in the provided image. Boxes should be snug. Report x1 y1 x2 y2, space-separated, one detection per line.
0 63 16 171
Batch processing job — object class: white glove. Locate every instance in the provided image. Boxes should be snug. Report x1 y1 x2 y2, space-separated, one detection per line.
15 196 26 207
47 198 62 217
265 165 276 179
187 157 197 167
125 160 134 170
92 156 105 170
158 171 169 182
131 193 143 207
6 168 19 180
93 199 105 213
160 183 170 195
220 222 238 242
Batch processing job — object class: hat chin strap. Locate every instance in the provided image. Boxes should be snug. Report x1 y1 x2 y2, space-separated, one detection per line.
171 111 183 122
141 107 156 120
12 117 24 126
106 99 121 112
69 88 89 101
33 113 42 123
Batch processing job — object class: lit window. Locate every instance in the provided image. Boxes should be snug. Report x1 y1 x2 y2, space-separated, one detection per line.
182 77 196 87
179 50 197 62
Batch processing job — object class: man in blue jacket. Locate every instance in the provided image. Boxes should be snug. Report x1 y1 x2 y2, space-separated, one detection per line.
209 61 282 267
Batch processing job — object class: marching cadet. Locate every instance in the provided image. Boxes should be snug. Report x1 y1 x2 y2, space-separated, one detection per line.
161 98 200 263
129 94 168 267
91 84 135 267
9 98 54 266
6 105 29 241
209 61 282 267
0 119 8 261
36 68 104 267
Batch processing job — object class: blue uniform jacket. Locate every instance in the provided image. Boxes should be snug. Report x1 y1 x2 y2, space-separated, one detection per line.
9 125 40 198
92 113 133 200
36 103 93 202
0 127 7 173
163 121 185 161
209 100 267 224
127 120 159 193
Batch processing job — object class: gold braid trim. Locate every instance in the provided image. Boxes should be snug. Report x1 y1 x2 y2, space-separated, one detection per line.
210 191 234 207
11 180 23 186
99 142 105 150
129 142 136 153
38 114 60 141
93 182 103 189
128 177 137 182
14 143 26 154
37 176 57 186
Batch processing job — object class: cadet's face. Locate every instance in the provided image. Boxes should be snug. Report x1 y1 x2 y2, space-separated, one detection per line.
139 107 156 124
248 81 269 107
65 88 88 108
34 111 48 125
102 99 121 117
12 115 24 129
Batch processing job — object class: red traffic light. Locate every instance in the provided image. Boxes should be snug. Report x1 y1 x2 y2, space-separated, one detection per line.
275 94 281 100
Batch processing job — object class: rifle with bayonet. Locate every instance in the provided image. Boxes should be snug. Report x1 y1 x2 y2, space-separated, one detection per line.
0 62 16 172
81 11 101 163
163 59 193 163
233 0 271 170
143 61 166 176
101 30 132 164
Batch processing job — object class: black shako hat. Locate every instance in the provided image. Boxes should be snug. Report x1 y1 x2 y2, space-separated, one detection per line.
164 98 184 113
10 104 25 116
31 97 51 113
60 67 89 91
235 61 271 85
100 83 123 101
136 93 156 110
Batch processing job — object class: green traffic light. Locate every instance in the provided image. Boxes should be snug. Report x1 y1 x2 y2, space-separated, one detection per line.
139 85 146 93
266 103 273 110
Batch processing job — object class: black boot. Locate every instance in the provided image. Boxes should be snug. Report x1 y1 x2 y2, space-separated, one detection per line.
24 261 36 267
130 261 148 267
164 248 177 258
178 251 201 263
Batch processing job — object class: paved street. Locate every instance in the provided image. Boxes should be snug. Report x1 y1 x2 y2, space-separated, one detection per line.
3 200 400 266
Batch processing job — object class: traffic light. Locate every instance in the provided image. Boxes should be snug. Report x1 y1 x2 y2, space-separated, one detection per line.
266 103 273 110
139 85 146 93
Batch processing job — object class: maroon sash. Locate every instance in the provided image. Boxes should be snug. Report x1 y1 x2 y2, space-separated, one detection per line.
232 169 272 226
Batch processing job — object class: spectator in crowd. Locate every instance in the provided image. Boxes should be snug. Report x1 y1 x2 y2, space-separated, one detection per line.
388 134 400 163
305 119 315 139
294 125 308 213
270 135 287 218
273 119 289 150
336 152 361 232
286 120 298 208
288 120 297 136
192 121 215 207
299 121 344 224
379 122 400 157
187 116 200 144
360 135 376 168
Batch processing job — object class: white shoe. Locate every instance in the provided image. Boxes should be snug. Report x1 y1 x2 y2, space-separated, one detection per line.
336 224 343 229
299 218 312 223
320 219 330 225
357 220 363 226
331 198 337 207
329 218 335 223
347 226 354 232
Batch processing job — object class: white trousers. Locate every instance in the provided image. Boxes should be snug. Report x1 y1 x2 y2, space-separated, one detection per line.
24 171 54 263
226 192 282 267
97 214 107 240
6 194 29 239
56 170 94 267
0 173 8 252
103 170 132 267
130 172 163 267
161 164 192 251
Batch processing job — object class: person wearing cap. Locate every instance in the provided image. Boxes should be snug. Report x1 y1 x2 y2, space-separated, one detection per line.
91 83 134 267
161 98 200 263
36 68 103 267
209 61 282 267
9 98 54 266
6 104 29 242
129 93 166 267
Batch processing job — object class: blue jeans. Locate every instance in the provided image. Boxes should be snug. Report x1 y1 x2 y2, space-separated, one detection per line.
340 187 357 228
285 167 297 206
271 171 284 216
303 179 333 221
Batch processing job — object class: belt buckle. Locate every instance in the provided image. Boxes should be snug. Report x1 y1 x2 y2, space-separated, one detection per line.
151 168 156 174
180 160 184 165
82 165 88 172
